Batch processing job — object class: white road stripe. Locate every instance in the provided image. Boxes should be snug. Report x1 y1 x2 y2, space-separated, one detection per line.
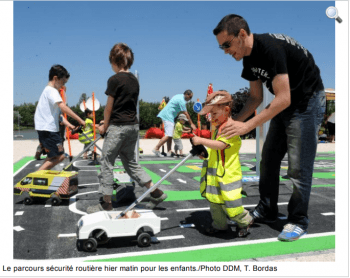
321 212 335 216
14 226 25 232
15 211 24 216
176 202 289 212
45 204 52 208
160 217 168 221
58 233 77 238
69 191 99 216
152 235 185 241
35 164 41 167
180 224 195 228
13 160 33 176
159 169 166 172
177 179 186 183
57 232 335 262
78 183 100 187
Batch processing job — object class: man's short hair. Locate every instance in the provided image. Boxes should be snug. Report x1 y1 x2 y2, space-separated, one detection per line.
213 14 251 37
109 43 134 70
184 89 193 96
49 65 70 81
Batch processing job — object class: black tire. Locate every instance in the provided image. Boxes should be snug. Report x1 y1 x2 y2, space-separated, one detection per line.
51 196 62 206
137 232 151 247
83 238 98 252
91 230 109 245
23 197 33 205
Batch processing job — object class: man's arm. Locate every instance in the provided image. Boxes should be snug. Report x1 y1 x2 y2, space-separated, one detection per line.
58 102 85 127
60 115 75 130
182 111 197 131
222 74 291 138
233 79 264 122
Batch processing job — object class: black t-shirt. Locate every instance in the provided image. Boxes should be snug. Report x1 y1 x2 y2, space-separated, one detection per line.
105 72 139 125
242 33 324 105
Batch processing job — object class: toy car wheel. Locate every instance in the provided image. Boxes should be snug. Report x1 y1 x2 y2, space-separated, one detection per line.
51 196 62 206
24 197 33 205
92 229 109 245
83 238 98 252
137 232 151 247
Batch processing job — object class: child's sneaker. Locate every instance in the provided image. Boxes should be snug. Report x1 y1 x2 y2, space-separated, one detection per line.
277 224 307 242
236 218 254 237
152 149 164 157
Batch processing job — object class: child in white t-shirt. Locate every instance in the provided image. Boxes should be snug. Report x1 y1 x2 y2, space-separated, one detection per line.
34 65 85 171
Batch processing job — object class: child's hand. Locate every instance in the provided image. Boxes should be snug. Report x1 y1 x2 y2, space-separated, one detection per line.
198 155 205 160
191 135 202 146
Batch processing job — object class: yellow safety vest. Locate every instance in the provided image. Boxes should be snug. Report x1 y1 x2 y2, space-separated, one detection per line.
200 129 244 217
79 118 94 144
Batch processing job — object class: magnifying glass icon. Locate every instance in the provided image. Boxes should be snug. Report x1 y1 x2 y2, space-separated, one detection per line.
326 6 342 23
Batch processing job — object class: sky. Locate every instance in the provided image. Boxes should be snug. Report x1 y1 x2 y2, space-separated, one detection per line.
13 1 335 107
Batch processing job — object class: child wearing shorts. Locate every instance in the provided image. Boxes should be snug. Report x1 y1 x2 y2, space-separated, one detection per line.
192 90 254 237
173 113 192 157
34 65 85 170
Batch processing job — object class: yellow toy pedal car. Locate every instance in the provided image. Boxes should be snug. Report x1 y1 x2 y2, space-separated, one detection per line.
14 170 78 206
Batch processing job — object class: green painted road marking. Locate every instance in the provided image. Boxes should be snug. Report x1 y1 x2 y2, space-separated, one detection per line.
315 157 335 161
169 165 200 173
193 176 200 182
163 190 204 202
88 234 335 262
13 156 35 173
312 184 335 188
313 172 335 179
142 167 171 185
115 159 202 166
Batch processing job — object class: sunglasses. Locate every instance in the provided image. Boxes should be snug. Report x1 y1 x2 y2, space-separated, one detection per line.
219 36 236 50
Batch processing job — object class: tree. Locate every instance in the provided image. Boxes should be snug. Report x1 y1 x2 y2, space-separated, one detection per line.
139 100 162 130
78 93 88 105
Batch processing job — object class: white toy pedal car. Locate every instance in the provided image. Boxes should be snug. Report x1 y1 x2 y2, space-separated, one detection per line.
77 210 161 252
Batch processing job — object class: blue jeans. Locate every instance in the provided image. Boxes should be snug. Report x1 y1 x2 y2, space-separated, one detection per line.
256 90 326 230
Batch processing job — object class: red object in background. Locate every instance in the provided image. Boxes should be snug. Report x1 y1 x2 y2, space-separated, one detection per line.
144 127 165 139
66 132 79 140
181 129 211 139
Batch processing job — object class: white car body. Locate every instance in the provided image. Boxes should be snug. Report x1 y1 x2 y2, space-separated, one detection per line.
77 210 161 240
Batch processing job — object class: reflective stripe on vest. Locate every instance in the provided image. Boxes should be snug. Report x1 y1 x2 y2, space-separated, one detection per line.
78 129 94 144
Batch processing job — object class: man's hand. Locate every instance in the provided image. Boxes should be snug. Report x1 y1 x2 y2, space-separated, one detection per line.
191 123 197 131
79 119 86 128
221 118 251 139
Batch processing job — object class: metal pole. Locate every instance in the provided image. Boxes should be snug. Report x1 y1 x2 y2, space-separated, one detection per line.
115 152 193 219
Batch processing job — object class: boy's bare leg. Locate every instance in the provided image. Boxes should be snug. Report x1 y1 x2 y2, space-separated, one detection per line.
38 154 65 171
144 180 167 209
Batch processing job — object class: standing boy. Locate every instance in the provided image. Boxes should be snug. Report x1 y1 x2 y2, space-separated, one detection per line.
87 43 167 213
192 91 254 237
35 65 85 171
173 113 192 157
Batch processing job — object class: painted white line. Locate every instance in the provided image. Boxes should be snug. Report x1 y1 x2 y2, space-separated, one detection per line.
58 233 77 238
180 224 195 228
35 164 41 167
176 202 289 212
177 179 186 184
152 235 185 242
159 169 166 172
56 232 335 262
160 217 168 221
13 160 33 176
177 207 209 212
78 183 100 187
14 226 25 232
321 212 335 216
60 163 64 166
15 211 24 216
45 204 52 208
69 191 98 216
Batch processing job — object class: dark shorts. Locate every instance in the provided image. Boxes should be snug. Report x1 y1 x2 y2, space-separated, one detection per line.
327 122 335 135
37 131 64 158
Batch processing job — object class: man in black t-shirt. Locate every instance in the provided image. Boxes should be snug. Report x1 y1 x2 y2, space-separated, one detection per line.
213 14 326 242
